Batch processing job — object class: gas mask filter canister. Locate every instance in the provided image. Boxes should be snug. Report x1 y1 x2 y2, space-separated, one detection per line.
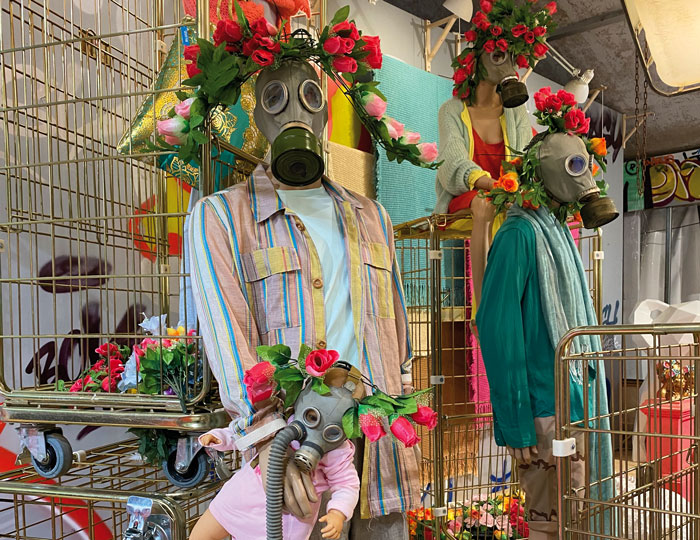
482 50 528 108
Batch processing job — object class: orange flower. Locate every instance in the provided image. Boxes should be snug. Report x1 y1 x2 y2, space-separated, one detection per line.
573 211 582 222
589 137 607 157
509 156 523 167
498 171 519 193
592 162 600 176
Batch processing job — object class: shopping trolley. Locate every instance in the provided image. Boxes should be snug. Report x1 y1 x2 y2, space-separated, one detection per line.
394 212 603 538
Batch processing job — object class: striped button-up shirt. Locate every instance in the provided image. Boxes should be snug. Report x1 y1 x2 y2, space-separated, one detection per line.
189 164 420 517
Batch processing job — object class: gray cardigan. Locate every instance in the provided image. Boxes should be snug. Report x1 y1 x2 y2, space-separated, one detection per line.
434 98 532 214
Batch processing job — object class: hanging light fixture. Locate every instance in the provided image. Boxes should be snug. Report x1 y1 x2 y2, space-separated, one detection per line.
443 0 473 22
547 44 594 103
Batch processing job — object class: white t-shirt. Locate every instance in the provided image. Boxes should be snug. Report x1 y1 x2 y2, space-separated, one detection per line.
277 186 358 367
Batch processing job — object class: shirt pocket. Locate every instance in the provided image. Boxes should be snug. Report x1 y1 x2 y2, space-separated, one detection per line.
362 242 395 319
240 246 302 333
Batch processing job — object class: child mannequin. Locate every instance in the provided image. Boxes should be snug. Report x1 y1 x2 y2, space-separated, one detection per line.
190 426 359 540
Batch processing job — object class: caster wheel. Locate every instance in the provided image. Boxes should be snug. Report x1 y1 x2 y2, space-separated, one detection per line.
162 450 210 488
31 433 73 479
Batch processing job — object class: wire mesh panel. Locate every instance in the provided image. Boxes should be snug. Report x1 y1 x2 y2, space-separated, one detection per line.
555 324 700 540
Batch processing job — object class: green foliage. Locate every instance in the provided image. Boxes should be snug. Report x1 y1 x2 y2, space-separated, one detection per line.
128 428 179 466
342 407 361 439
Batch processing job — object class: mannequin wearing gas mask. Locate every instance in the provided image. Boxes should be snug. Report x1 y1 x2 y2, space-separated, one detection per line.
475 89 617 540
189 58 418 540
436 0 556 311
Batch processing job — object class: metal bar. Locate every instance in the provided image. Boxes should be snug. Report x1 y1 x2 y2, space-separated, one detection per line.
664 206 672 303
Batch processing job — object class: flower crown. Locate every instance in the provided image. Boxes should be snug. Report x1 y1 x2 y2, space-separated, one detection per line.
482 87 608 223
156 3 440 169
245 344 436 448
452 0 557 102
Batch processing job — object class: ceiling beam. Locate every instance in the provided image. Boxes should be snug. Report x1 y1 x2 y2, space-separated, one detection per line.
548 9 626 42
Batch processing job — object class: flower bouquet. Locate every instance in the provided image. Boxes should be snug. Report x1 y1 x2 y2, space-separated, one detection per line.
55 342 131 393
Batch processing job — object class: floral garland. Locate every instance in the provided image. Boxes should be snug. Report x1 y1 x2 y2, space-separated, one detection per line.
481 87 608 224
452 0 557 102
249 344 436 448
156 3 439 169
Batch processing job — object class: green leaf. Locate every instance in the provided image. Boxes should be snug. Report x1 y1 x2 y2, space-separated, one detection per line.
175 90 190 101
283 380 304 408
297 344 312 370
190 129 209 144
329 5 350 26
274 367 305 383
55 380 66 391
162 349 175 366
342 408 361 439
257 344 292 365
394 396 418 415
218 85 241 106
311 377 331 396
233 0 249 30
213 42 227 64
190 114 204 128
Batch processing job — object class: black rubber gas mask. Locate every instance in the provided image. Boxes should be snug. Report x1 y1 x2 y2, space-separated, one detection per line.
254 59 327 186
482 50 528 108
536 133 619 228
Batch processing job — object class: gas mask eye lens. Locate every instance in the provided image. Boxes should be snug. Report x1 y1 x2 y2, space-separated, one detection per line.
302 407 321 428
322 424 343 443
565 154 588 176
490 50 507 66
299 80 324 113
261 80 288 114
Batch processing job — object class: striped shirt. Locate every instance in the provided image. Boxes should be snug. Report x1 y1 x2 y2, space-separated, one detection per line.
189 164 419 517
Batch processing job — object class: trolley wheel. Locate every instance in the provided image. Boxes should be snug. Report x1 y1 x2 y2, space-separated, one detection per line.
31 433 73 479
162 450 210 488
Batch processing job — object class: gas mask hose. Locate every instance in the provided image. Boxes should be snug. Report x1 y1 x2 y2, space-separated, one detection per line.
266 422 305 540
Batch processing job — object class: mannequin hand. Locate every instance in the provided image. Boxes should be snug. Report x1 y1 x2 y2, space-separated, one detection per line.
402 383 414 395
474 174 496 192
319 509 346 539
506 445 539 465
199 433 222 447
257 441 318 519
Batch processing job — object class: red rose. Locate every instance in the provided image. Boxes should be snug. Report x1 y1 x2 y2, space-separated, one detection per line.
472 11 490 31
248 385 274 404
453 67 467 84
533 26 547 37
213 19 242 46
453 87 459 97
460 52 476 74
483 40 496 53
459 87 471 100
332 21 359 40
92 359 106 371
544 94 562 112
101 373 120 392
323 36 342 54
411 405 438 430
305 349 340 377
242 38 259 57
69 379 84 392
490 25 502 36
516 54 529 69
183 44 200 62
332 55 358 73
524 31 535 44
340 37 356 54
108 357 124 372
464 30 477 42
250 17 272 37
557 89 577 106
244 361 275 388
533 42 549 58
496 39 508 52
577 117 591 134
546 1 557 15
362 35 382 69
564 108 588 133
511 24 528 38
360 413 387 442
95 343 121 358
390 416 420 447
480 0 493 14
186 63 201 78
251 49 275 66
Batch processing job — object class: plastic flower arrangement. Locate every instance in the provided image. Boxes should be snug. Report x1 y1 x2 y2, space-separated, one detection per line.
481 87 608 223
253 344 436 448
452 0 557 101
55 342 131 393
156 2 439 169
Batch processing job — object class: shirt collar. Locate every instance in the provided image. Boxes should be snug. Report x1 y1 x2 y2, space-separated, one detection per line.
249 163 363 223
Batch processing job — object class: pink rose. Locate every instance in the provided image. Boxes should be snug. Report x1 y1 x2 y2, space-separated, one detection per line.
174 97 195 120
323 36 342 54
266 21 279 36
544 94 562 112
479 510 495 528
402 131 421 144
496 38 508 52
362 35 382 70
483 40 496 53
248 385 274 404
524 31 535 44
69 379 84 392
411 405 438 429
417 142 438 163
95 343 121 358
533 42 549 58
362 92 387 119
157 116 189 146
516 54 529 69
305 349 339 377
383 117 405 140
108 357 124 372
339 37 355 54
359 414 386 442
332 55 357 73
463 30 477 43
390 416 420 447
511 24 528 38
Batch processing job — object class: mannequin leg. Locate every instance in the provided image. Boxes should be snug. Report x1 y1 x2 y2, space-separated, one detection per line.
469 197 496 311
189 509 230 540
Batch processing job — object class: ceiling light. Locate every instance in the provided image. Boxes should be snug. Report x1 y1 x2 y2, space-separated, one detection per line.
564 69 594 103
443 0 473 22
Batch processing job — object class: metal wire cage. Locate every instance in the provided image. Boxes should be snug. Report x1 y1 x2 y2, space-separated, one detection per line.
394 213 603 537
555 324 700 540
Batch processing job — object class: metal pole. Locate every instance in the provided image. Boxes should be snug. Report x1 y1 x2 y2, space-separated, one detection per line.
197 0 213 196
664 207 672 303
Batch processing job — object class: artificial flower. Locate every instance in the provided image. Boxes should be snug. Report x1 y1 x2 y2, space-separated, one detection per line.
174 97 195 120
411 405 438 429
496 38 508 52
157 116 190 146
509 156 523 167
250 17 274 37
533 42 549 58
490 25 502 36
244 361 276 388
592 162 600 176
524 31 535 44
322 36 342 55
332 55 357 73
459 52 477 75
418 142 438 163
533 25 547 37
362 35 382 69
384 116 405 139
390 416 420 447
499 171 519 192
251 49 275 66
564 108 590 134
305 349 340 377
402 131 421 144
95 343 121 358
546 1 557 15
573 211 582 222
511 23 528 37
101 374 120 392
557 88 577 106
522 198 540 210
464 30 477 43
241 38 258 57
479 510 496 528
483 40 496 53
183 44 200 62
480 0 493 13
359 413 387 441
544 94 562 112
362 92 387 119
516 54 529 69
472 11 490 31
69 379 84 392
213 19 242 45
332 20 360 40
340 37 356 54
139 314 167 335
464 506 481 527
453 68 468 84
589 137 607 157
248 385 274 404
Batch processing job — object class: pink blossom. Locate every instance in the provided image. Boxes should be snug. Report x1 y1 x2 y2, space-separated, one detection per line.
157 116 189 146
383 117 405 139
402 131 421 144
494 515 512 534
479 510 495 527
417 142 438 163
361 92 387 119
174 97 195 120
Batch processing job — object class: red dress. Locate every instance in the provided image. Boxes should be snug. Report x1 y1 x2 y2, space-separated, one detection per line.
447 128 505 213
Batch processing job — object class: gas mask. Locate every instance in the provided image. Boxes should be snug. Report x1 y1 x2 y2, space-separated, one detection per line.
535 132 619 228
291 363 360 472
481 50 528 108
254 59 328 186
